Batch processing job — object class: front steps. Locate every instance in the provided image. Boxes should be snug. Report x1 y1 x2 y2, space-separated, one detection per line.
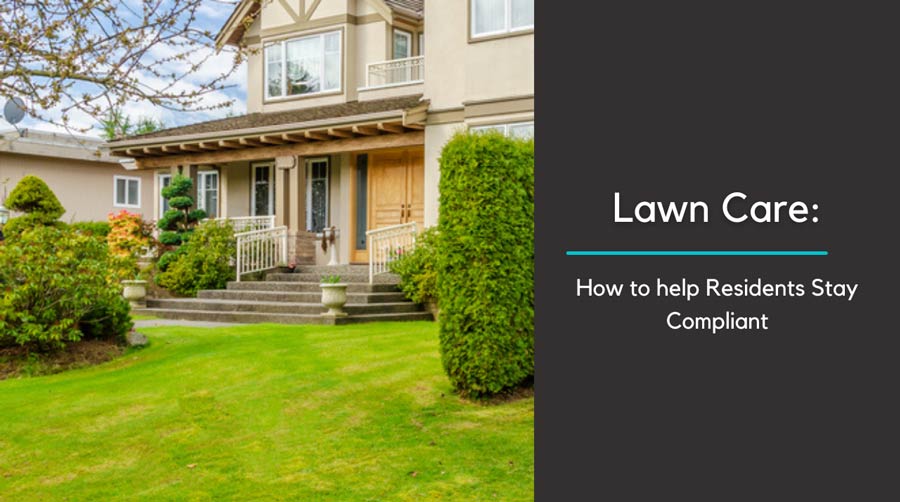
138 265 433 325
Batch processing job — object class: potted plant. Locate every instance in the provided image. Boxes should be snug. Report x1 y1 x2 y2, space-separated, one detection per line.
320 274 348 317
122 275 148 308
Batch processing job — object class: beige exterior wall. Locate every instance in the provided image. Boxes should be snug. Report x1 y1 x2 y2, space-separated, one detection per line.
420 0 535 227
0 152 154 222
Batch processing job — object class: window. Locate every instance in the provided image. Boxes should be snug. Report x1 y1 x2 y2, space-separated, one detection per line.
197 171 219 219
114 176 141 208
252 163 274 216
394 29 412 59
471 0 534 38
158 173 172 218
471 121 534 139
419 33 424 55
306 158 329 232
265 30 342 99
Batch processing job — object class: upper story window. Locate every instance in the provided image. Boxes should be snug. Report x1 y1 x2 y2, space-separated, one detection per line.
265 30 342 100
393 29 412 59
471 0 534 38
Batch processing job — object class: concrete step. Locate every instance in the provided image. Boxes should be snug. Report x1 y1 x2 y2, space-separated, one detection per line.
227 281 399 293
137 308 433 325
198 289 408 304
265 272 399 284
292 265 370 274
147 298 422 315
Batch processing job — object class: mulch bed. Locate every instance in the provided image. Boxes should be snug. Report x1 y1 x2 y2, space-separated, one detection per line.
0 339 125 380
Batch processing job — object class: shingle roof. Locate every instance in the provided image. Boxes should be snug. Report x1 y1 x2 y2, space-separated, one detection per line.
384 0 424 18
115 95 425 143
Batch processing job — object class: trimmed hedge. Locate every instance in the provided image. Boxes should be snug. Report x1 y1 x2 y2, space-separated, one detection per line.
436 131 534 397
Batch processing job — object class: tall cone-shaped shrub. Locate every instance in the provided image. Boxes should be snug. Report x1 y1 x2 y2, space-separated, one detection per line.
436 131 534 397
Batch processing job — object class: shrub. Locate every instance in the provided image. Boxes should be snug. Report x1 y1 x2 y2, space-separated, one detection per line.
389 227 440 304
71 221 112 237
0 226 132 348
3 175 66 237
107 209 152 257
155 221 235 296
157 175 205 246
436 131 534 397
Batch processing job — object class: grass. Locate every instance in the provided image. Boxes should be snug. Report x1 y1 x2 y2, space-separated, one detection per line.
0 322 534 501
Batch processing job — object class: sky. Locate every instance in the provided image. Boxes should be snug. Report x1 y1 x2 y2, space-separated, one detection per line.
1 1 248 139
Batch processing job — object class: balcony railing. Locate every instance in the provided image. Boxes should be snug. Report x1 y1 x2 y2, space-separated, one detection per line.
365 56 424 89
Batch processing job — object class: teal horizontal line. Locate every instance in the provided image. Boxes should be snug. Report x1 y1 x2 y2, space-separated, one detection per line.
566 250 829 256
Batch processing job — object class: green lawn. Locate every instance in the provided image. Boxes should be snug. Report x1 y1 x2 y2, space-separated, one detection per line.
0 322 534 501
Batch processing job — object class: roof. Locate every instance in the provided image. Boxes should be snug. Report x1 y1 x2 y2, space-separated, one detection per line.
384 0 424 18
106 95 429 160
116 95 424 143
0 129 119 164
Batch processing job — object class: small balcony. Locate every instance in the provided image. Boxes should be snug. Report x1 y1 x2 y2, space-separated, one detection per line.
362 56 424 90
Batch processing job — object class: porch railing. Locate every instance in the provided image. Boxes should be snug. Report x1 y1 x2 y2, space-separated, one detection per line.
367 222 418 284
213 215 276 233
235 226 289 282
365 56 424 88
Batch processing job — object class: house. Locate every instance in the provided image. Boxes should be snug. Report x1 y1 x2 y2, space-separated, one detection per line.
106 0 533 271
0 129 154 222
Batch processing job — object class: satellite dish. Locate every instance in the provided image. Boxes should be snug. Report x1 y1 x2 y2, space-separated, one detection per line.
3 98 26 125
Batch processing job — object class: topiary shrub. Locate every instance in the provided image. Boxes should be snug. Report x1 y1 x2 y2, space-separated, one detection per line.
389 227 440 305
3 175 66 237
436 131 534 397
157 174 206 272
0 226 132 348
155 220 235 296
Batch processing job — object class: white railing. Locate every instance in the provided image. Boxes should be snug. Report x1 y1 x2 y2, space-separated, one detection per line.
235 226 289 282
213 215 276 233
367 222 418 284
365 56 424 88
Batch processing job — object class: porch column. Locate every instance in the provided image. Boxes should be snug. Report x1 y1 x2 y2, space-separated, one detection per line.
272 167 290 227
219 165 228 218
288 156 303 233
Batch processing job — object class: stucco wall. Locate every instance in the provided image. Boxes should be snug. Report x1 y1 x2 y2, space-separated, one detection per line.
0 152 154 222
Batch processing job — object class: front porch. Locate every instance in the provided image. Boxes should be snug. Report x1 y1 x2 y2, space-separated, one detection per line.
109 95 430 280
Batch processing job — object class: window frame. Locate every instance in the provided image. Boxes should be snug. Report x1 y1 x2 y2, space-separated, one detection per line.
470 0 534 41
263 29 343 102
393 28 413 59
197 170 219 219
158 173 172 218
114 175 141 209
251 162 275 217
470 120 535 138
305 157 330 233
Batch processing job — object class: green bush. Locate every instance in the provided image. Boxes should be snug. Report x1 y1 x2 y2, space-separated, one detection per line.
3 175 66 238
436 131 534 397
155 221 236 296
6 175 64 219
389 227 440 304
71 221 112 237
0 226 132 348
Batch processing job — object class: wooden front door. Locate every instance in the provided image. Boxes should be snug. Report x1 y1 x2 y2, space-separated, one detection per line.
351 148 424 263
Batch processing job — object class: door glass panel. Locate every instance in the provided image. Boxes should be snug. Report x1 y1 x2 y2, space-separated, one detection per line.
253 166 271 216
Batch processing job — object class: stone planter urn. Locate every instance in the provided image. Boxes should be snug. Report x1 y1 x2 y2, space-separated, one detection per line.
320 283 348 317
122 280 148 308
